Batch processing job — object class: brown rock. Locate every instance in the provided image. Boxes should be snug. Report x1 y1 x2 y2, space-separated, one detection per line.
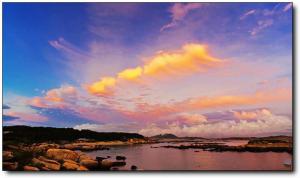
77 165 89 171
100 160 113 169
80 159 98 169
79 153 93 162
3 151 13 161
46 149 79 161
24 165 39 171
32 156 61 171
62 159 80 170
3 162 18 171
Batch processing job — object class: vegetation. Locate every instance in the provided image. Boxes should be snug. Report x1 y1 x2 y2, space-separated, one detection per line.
3 125 144 144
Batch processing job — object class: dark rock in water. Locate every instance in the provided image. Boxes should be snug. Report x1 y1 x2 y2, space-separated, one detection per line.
131 165 138 170
112 161 126 167
194 150 200 152
116 155 126 160
96 156 107 162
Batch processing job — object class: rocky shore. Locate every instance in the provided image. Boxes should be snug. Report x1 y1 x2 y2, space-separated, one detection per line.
3 145 138 171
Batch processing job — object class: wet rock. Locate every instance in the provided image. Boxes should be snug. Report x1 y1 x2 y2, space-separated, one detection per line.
131 165 138 170
100 160 113 170
112 161 126 167
3 151 13 161
80 159 98 169
24 165 39 171
96 156 107 162
32 156 61 171
62 159 80 170
116 155 126 160
3 162 18 171
46 149 79 161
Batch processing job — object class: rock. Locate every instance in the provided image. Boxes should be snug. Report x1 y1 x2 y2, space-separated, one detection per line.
24 165 39 171
46 149 79 161
34 143 59 152
79 153 93 162
100 160 114 170
3 151 13 161
62 159 80 170
131 165 138 170
96 156 107 162
77 165 89 171
3 162 18 171
116 155 126 160
80 159 98 169
32 156 61 171
63 144 78 150
112 161 126 167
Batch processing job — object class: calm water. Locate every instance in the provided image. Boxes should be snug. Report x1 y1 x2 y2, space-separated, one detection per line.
85 141 292 171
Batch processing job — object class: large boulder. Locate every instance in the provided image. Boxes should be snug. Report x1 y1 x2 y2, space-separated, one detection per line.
46 149 79 161
3 151 13 161
32 156 61 171
62 159 80 171
3 162 18 171
23 165 39 171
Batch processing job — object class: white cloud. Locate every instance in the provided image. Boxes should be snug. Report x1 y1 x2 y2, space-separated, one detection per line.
283 3 292 12
161 3 203 31
240 9 256 20
250 19 274 36
138 110 292 137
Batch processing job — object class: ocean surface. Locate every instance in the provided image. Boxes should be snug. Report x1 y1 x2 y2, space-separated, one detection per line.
85 140 292 171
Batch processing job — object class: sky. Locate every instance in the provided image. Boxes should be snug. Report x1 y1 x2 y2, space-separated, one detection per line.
3 2 293 137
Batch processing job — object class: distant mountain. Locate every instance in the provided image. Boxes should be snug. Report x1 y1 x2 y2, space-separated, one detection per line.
150 133 178 139
3 125 145 144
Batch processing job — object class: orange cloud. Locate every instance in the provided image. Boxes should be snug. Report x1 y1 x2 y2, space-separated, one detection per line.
87 43 223 96
233 108 272 120
143 44 222 76
117 66 143 80
87 77 116 96
29 85 77 108
44 85 77 102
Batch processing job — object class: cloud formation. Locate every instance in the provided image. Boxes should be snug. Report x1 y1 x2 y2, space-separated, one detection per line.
87 43 224 96
138 109 292 137
161 3 203 31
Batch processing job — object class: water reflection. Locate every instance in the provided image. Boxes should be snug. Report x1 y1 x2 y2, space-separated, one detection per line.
85 141 292 170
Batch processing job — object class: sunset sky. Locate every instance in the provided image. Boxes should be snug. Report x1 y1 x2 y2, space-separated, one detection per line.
3 2 293 137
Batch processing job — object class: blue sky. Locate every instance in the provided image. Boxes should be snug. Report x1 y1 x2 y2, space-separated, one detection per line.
3 3 293 137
